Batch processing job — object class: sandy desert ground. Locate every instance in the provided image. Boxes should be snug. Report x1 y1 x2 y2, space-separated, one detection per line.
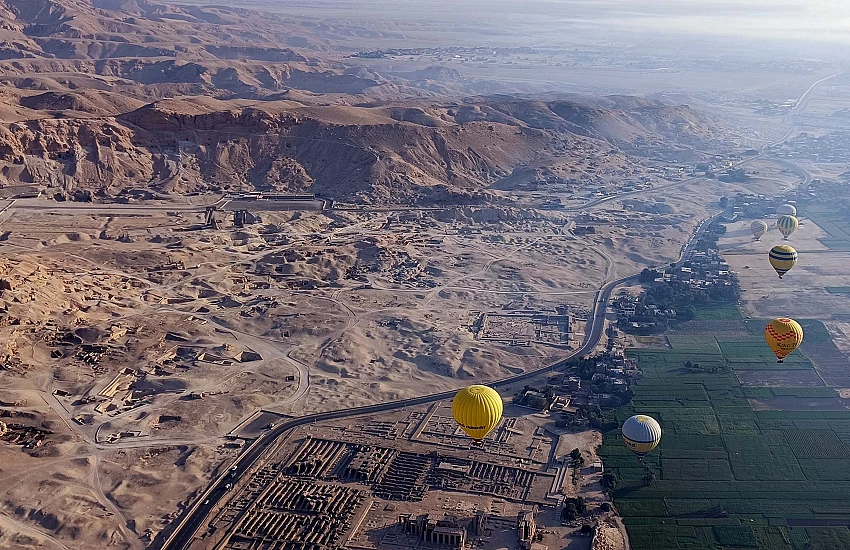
0 0 845 547
0 154 803 548
720 216 848 320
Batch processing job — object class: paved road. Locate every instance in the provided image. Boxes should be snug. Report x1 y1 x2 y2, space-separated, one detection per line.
160 266 633 549
23 157 799 550
8 198 207 213
573 71 839 216
769 158 812 187
8 71 835 550
37 70 835 548
160 192 729 549
679 212 725 264
783 72 840 126
158 175 738 549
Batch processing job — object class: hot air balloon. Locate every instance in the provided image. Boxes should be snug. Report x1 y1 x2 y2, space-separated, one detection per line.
622 414 662 460
764 317 803 363
777 204 797 217
769 245 797 278
751 220 768 240
452 385 503 443
777 215 799 240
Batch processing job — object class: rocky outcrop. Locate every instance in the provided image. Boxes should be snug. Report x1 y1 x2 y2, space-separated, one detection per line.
204 46 306 63
0 94 718 204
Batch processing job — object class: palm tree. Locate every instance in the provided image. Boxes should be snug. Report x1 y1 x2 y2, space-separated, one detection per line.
643 466 656 487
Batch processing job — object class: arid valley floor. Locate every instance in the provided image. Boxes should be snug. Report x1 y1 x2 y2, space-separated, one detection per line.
1 1 850 549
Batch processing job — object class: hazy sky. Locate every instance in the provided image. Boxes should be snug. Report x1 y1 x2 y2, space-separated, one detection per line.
176 0 850 51
579 0 850 44
257 0 849 44
415 0 850 44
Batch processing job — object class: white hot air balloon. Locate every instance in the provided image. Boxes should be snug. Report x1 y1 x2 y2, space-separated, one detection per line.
751 220 768 240
622 414 662 460
777 204 797 217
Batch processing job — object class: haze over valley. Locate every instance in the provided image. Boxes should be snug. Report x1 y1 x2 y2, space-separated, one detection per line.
1 1 850 549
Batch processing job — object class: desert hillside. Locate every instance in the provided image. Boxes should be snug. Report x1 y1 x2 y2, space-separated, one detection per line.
0 0 830 549
0 96 718 203
0 0 724 204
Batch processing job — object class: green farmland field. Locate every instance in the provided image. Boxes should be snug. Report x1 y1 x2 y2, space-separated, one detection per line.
692 302 745 320
600 313 850 549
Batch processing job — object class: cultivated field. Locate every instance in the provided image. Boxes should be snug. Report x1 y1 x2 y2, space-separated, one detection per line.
600 304 850 550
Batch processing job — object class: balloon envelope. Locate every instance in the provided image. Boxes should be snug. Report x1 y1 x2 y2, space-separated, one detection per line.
751 220 768 240
777 204 797 217
622 414 662 458
452 385 503 442
777 215 799 239
769 245 797 278
764 318 803 363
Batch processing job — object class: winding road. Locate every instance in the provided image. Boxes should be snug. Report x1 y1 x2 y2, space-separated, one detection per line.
157 75 839 545
160 271 636 550
7 70 838 550
159 203 726 549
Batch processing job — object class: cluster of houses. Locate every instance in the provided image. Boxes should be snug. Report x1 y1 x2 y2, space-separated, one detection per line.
612 291 676 333
767 131 850 164
613 224 738 334
723 192 791 220
514 352 639 428
660 249 733 291
725 171 850 218
790 177 850 211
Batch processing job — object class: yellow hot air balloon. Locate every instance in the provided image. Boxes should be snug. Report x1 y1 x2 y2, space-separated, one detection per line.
452 385 503 443
777 215 799 240
751 220 768 240
764 317 803 363
622 414 662 460
769 245 797 279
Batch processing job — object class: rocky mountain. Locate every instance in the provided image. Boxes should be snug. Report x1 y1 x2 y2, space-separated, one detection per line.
0 96 719 203
0 0 390 99
0 0 724 204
